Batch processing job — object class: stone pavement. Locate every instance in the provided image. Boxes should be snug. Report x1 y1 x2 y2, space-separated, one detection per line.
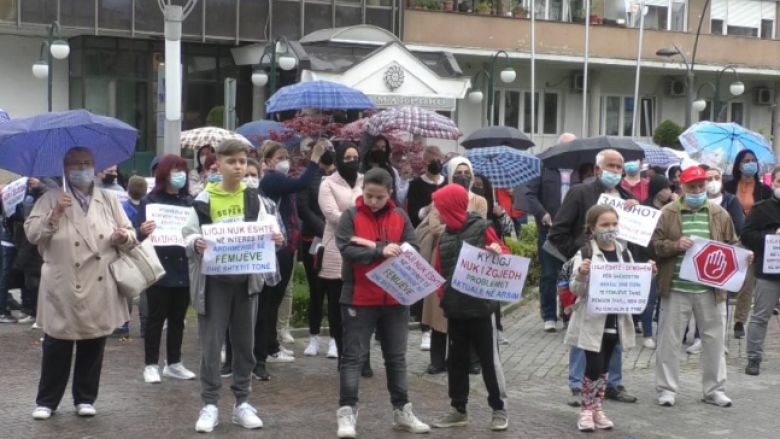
1 299 779 439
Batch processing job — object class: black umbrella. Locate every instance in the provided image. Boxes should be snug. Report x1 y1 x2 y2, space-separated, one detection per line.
461 125 535 150
536 136 645 169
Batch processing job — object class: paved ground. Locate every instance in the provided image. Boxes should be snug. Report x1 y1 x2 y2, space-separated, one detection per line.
1 296 778 439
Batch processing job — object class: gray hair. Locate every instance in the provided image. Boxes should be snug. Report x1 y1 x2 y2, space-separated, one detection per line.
595 149 623 168
63 146 94 165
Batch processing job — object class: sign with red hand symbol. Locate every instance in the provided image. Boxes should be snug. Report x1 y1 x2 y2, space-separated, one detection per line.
679 237 751 292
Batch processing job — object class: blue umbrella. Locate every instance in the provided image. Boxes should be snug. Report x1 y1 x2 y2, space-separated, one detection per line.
465 146 541 189
637 142 681 167
679 122 775 174
0 109 9 123
266 80 374 113
236 120 300 148
0 110 138 177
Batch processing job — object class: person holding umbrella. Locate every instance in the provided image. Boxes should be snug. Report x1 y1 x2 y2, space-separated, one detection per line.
26 147 138 420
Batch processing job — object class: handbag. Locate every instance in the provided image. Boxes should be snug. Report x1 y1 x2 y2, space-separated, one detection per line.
109 239 166 299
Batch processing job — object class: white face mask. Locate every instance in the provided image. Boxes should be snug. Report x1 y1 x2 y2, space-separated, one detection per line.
275 160 290 176
243 176 259 189
707 180 722 196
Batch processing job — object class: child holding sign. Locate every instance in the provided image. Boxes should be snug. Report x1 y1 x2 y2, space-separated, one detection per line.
565 205 653 432
430 184 511 432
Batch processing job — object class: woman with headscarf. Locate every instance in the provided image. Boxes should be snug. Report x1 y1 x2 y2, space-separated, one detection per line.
360 134 408 206
26 147 138 420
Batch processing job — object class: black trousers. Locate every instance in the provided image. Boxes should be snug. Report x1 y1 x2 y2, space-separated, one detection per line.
411 300 429 332
37 335 107 410
321 279 344 359
447 317 506 411
144 284 190 366
302 240 326 335
584 333 619 381
254 247 295 363
430 330 447 369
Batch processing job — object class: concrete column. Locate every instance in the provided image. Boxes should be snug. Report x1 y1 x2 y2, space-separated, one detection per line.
252 85 267 121
773 82 780 157
588 70 602 137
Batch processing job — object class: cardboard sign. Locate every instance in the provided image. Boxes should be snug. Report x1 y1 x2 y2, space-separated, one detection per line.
366 243 445 306
201 220 279 275
597 194 662 247
146 204 191 247
1 177 27 215
679 237 751 292
451 242 530 303
762 235 780 274
587 262 653 314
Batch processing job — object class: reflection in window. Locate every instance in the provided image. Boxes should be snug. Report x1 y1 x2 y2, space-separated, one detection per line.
135 0 164 33
61 0 95 28
99 0 132 31
273 0 301 40
305 2 334 35
504 91 520 129
336 5 362 27
206 0 237 38
21 0 56 24
240 0 269 41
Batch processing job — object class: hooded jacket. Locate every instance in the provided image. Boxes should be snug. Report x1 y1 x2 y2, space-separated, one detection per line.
359 133 408 206
741 197 780 280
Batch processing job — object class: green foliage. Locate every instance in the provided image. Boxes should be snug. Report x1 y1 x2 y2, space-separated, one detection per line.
652 119 684 149
206 105 239 129
290 262 314 329
503 222 541 300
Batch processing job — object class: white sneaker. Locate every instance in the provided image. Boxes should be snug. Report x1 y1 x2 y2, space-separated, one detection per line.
544 320 557 333
497 331 509 345
76 404 96 417
658 391 676 407
164 362 196 380
337 406 357 439
195 405 219 433
221 345 226 364
420 331 431 351
144 365 162 384
643 338 656 350
232 403 263 429
279 345 295 357
267 351 295 363
304 336 320 357
702 392 733 407
393 403 430 433
32 406 52 420
31 321 41 330
278 328 295 344
327 338 339 359
18 315 35 324
686 339 702 354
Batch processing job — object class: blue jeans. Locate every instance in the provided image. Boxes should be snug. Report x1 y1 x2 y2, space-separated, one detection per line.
0 246 16 314
569 345 622 389
538 230 561 322
641 280 659 338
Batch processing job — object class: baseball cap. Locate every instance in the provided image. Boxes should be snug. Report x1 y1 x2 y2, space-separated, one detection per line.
680 166 707 183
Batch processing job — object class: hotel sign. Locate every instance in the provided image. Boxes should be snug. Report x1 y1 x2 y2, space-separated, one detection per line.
368 94 457 111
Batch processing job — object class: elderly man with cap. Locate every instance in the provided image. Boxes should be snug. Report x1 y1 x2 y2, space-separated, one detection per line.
651 166 753 408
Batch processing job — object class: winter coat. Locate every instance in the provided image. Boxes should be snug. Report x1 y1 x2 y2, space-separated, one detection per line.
318 172 364 280
297 167 328 239
741 198 780 281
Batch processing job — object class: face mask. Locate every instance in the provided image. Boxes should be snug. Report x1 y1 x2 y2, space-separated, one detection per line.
742 162 758 176
600 170 622 189
684 192 708 208
453 175 471 191
102 174 117 185
624 162 640 175
596 230 619 244
275 160 290 176
69 168 95 189
208 173 223 183
338 161 360 180
471 186 485 197
243 177 259 189
199 155 209 166
170 172 187 190
706 180 722 196
427 161 442 175
774 187 780 200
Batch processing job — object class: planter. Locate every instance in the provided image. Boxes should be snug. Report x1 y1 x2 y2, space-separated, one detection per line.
444 0 454 11
589 14 602 24
477 9 492 15
514 11 528 18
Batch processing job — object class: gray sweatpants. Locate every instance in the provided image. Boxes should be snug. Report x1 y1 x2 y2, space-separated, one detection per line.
198 278 258 406
747 278 780 361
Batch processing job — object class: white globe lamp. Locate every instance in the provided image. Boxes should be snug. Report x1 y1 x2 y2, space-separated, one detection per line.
32 60 49 79
500 67 516 83
692 99 707 113
252 69 269 87
50 39 70 60
730 81 745 96
278 54 297 71
468 90 484 104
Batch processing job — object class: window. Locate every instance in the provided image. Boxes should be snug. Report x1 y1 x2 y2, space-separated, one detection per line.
698 100 713 121
0 0 15 23
99 0 132 31
304 2 333 35
628 0 686 31
524 92 539 134
206 0 238 38
711 19 724 34
602 95 654 137
711 0 775 38
730 102 745 125
728 25 758 37
493 90 559 135
761 19 774 39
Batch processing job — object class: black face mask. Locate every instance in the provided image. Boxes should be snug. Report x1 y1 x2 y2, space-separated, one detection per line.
102 175 117 185
338 161 360 181
427 161 442 175
453 175 471 191
471 186 485 196
368 149 386 165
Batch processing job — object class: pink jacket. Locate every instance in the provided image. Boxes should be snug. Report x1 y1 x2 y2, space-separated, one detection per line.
318 172 364 280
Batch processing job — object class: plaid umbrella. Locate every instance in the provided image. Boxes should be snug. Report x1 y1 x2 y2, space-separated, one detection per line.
465 146 541 188
180 127 250 150
637 142 681 167
366 106 462 140
266 80 374 113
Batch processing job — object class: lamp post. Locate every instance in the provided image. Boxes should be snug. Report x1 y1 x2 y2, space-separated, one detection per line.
32 21 70 113
466 51 516 127
656 44 695 128
251 37 298 97
692 65 744 122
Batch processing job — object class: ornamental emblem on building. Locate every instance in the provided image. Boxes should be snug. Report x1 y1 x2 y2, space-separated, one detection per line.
384 65 405 90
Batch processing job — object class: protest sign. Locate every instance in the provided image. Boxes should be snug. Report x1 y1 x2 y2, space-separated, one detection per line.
146 204 191 247
763 235 780 274
1 177 27 215
597 194 661 247
366 243 445 305
679 237 751 292
146 177 156 194
451 242 529 303
201 220 278 275
587 262 652 314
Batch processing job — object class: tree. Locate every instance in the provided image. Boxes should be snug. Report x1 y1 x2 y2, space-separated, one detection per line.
653 120 684 149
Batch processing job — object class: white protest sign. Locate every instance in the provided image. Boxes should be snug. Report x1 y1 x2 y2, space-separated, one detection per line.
366 243 445 306
1 177 28 215
679 237 751 292
146 177 156 194
451 242 530 303
763 235 780 274
146 204 191 247
587 262 653 314
597 194 661 247
201 220 278 275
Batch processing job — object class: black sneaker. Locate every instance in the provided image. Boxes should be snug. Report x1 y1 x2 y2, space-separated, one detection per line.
220 363 232 378
745 359 760 376
0 313 18 323
361 361 374 378
426 364 446 375
469 364 481 375
252 363 270 381
734 322 746 339
606 386 637 403
567 389 581 407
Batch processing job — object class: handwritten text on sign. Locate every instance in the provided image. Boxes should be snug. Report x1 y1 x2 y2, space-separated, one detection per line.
597 194 661 247
146 204 191 247
763 235 780 274
587 262 652 314
201 220 277 275
366 243 445 305
451 242 529 303
1 177 28 215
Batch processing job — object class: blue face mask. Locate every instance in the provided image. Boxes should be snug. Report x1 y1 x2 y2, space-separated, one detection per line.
69 168 95 189
170 172 187 190
208 173 223 183
741 162 758 176
684 192 708 208
600 170 622 189
624 162 640 175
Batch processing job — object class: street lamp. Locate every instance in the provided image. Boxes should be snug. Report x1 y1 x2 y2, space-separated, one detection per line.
692 65 743 122
31 21 69 112
467 51 516 126
656 44 695 128
251 37 298 96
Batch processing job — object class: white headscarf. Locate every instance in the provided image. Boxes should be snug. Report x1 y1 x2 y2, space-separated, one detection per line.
445 156 475 191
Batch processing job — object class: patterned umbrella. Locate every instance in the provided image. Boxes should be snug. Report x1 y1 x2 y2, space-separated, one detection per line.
637 142 681 167
334 118 405 142
266 80 374 113
465 146 541 188
366 106 462 140
679 122 776 174
180 127 250 150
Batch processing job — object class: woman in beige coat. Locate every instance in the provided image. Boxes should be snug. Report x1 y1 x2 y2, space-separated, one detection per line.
317 142 363 362
25 147 138 421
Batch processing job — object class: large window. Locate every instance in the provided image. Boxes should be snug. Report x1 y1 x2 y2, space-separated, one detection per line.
602 95 654 137
710 0 775 39
628 0 686 31
492 90 559 135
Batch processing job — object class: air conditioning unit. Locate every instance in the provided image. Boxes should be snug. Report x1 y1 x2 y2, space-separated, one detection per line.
571 73 584 92
665 78 686 97
755 87 774 105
